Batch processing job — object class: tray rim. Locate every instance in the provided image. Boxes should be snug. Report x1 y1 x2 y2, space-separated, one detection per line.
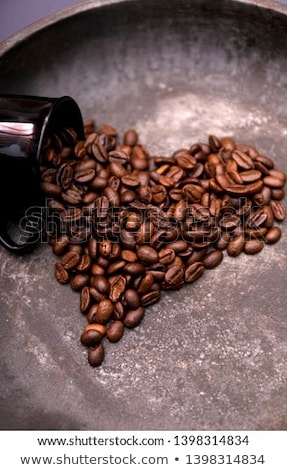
1 0 287 57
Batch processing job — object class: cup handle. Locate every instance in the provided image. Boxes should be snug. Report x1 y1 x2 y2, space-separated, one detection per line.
0 218 41 254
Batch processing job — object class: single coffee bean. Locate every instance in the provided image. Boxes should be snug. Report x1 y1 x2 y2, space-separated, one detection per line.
70 274 89 291
265 226 282 244
94 299 114 324
113 301 126 320
247 208 268 229
271 188 285 200
136 245 159 265
91 275 110 294
227 234 245 257
240 169 262 183
136 272 154 295
219 214 240 231
88 344 105 367
124 306 145 328
121 249 137 263
122 289 141 309
232 150 254 170
80 286 92 313
164 265 184 287
106 260 126 275
263 175 285 189
203 249 224 269
76 254 91 272
40 181 62 197
270 200 286 221
123 129 138 147
246 227 267 239
90 263 105 276
109 275 127 302
262 205 274 228
55 262 69 284
62 189 82 205
244 239 264 255
87 238 97 259
81 329 103 346
60 250 81 270
53 235 69 255
123 262 145 276
184 262 205 283
216 232 231 250
106 321 125 342
158 247 176 265
74 167 95 183
141 290 161 306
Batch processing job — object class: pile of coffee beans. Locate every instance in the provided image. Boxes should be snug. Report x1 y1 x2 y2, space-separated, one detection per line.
39 119 286 367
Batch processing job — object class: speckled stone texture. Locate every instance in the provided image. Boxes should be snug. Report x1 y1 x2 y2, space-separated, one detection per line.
0 0 286 430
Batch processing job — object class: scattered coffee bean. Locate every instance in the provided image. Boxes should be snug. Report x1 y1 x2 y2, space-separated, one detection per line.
41 119 286 368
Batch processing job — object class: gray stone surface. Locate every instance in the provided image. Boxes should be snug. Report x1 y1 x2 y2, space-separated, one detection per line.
0 0 286 430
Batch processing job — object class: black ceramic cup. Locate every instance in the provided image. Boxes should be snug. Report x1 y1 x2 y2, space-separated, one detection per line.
0 94 84 254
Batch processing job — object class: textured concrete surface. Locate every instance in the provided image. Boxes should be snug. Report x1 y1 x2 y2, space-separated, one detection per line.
0 0 286 430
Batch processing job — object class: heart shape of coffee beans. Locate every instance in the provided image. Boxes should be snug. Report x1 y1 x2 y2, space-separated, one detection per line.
40 119 286 367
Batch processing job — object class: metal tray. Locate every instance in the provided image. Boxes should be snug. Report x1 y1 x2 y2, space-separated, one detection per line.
0 0 286 430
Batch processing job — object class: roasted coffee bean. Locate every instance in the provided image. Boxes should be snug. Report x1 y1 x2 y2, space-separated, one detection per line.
232 150 254 170
136 272 154 295
240 169 262 183
81 329 103 346
227 233 245 257
164 265 184 288
123 262 145 276
108 150 130 164
40 181 62 197
88 344 105 367
265 226 282 244
219 214 240 231
53 235 69 255
106 321 125 342
87 238 97 259
41 122 286 368
122 289 141 309
109 275 126 302
270 200 286 221
271 188 285 200
158 247 176 265
94 299 114 324
121 249 137 263
203 249 224 269
70 274 89 291
87 304 99 323
103 186 121 206
60 250 81 270
62 188 83 205
136 245 159 265
55 262 69 284
124 306 145 328
245 227 267 240
263 175 285 189
76 254 91 272
247 208 268 229
184 262 205 283
91 275 110 294
244 239 264 255
262 205 274 228
123 129 138 147
141 290 161 306
80 286 92 313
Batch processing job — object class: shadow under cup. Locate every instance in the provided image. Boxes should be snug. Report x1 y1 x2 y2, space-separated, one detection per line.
0 95 84 254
